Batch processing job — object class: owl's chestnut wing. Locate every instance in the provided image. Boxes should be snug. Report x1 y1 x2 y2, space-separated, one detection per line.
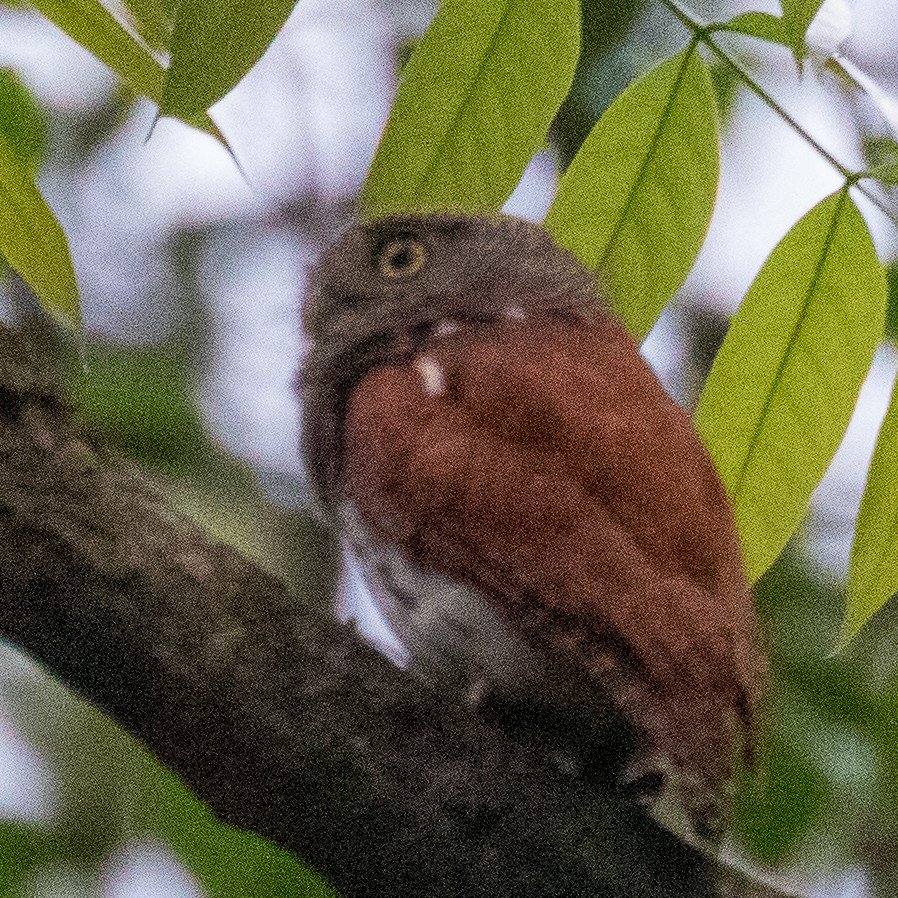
343 315 763 783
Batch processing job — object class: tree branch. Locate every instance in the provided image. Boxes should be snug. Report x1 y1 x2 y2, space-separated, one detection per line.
0 324 793 898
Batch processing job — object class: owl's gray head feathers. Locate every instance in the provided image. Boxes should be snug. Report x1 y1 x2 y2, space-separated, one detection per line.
303 213 600 382
300 212 602 505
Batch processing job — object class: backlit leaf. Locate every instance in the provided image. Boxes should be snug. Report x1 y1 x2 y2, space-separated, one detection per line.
544 48 719 340
867 162 898 186
724 12 791 46
161 0 298 118
32 0 165 99
361 0 580 218
722 1 826 56
782 0 826 44
30 0 220 138
842 376 898 647
696 190 885 583
121 0 174 52
0 69 45 173
863 136 898 184
0 133 79 326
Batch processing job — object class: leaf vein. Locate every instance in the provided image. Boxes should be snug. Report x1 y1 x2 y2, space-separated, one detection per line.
417 0 517 205
597 43 699 273
732 188 851 505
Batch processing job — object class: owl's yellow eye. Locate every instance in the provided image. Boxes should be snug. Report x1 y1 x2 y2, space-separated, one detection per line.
377 235 426 279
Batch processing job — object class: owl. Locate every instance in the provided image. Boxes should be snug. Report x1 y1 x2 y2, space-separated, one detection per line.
300 212 765 844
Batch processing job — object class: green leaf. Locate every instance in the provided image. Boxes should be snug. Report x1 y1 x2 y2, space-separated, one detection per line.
143 762 335 898
161 0 299 118
724 12 791 46
782 0 826 44
732 732 828 863
121 0 174 52
722 1 824 57
68 347 206 467
545 48 719 340
695 190 886 583
0 133 80 327
886 263 898 343
0 69 46 173
361 0 580 218
841 377 898 647
866 162 898 186
0 71 44 281
30 0 220 138
32 0 165 98
0 822 54 895
862 136 898 184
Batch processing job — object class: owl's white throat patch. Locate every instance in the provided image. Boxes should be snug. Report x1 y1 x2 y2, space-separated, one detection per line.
434 319 461 338
413 355 446 397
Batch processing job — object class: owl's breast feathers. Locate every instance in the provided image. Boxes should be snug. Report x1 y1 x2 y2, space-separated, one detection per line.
342 314 764 790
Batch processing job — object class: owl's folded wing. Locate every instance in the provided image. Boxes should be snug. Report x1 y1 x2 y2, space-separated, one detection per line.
343 317 763 776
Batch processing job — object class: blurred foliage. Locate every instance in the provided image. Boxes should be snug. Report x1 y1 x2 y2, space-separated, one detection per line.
68 346 207 469
732 550 841 864
705 50 754 126
861 136 898 178
729 543 898 895
0 70 45 173
64 84 139 159
0 822 56 897
64 337 336 603
0 68 45 283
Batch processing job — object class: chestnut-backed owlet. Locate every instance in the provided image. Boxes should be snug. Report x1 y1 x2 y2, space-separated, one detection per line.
300 212 766 845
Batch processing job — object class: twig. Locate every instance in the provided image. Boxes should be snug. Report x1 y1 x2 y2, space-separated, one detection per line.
656 0 898 225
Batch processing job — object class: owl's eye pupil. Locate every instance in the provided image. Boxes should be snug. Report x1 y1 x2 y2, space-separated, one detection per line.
378 236 426 278
390 247 413 268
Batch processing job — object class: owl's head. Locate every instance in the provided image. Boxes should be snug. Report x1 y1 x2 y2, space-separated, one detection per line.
302 213 600 383
300 212 602 505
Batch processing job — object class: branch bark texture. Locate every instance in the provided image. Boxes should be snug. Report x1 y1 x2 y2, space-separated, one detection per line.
0 324 791 897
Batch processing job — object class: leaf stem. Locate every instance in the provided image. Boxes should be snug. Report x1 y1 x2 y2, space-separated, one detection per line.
654 0 897 225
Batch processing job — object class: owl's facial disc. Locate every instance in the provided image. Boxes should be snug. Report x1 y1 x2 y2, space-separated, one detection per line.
303 212 599 385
